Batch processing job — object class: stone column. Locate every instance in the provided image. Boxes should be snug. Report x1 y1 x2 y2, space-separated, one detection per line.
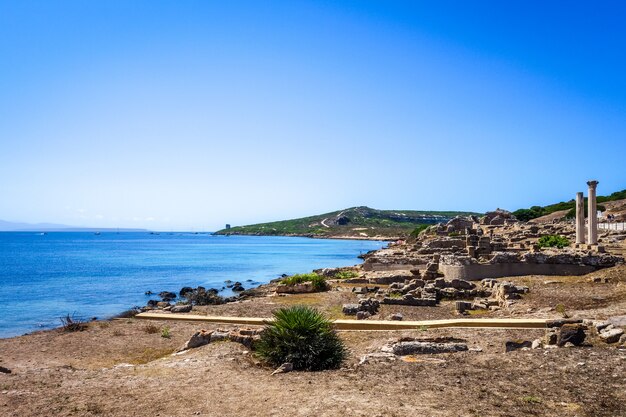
575 192 585 244
587 180 599 245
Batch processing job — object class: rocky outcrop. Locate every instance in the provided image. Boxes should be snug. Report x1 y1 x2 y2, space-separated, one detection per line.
178 328 263 352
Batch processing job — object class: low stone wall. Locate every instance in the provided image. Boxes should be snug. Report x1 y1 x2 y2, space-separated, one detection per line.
441 263 596 281
363 263 427 272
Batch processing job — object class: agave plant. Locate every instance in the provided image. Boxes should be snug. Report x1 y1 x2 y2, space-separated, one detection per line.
255 306 346 371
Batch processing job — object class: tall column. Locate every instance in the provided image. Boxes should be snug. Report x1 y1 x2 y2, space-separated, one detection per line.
575 192 585 244
587 180 599 245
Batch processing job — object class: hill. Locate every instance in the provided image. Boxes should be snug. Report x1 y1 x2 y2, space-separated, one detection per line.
214 206 481 239
513 189 626 222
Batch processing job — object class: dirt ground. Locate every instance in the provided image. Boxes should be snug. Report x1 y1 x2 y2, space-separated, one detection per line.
1 266 626 416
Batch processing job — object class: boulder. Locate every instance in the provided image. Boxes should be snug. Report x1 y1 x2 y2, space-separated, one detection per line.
210 330 230 342
384 341 468 355
599 328 624 344
171 304 192 313
352 287 367 294
275 282 316 294
159 291 177 301
358 298 380 315
179 287 194 297
557 324 586 347
390 313 403 321
505 340 532 352
229 328 261 348
271 362 293 375
180 330 213 351
356 311 371 320
449 279 475 290
342 304 359 315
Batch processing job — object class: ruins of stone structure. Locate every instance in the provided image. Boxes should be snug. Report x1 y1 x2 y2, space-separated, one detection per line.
574 179 600 248
588 180 599 245
576 192 585 244
359 201 623 283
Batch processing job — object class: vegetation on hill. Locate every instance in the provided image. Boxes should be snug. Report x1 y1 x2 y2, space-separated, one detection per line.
215 206 481 239
513 189 626 222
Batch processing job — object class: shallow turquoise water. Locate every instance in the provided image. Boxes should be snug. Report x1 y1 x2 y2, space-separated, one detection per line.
0 232 385 338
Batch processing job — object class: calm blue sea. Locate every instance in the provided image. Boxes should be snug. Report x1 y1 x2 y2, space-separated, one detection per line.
0 232 385 338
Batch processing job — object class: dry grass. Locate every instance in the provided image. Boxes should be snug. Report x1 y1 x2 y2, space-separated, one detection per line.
143 324 160 334
128 347 175 365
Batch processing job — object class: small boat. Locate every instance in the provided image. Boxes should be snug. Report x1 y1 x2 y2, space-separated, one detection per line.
94 232 101 235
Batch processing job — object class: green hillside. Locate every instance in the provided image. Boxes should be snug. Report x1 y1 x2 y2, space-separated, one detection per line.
214 206 481 239
513 189 626 221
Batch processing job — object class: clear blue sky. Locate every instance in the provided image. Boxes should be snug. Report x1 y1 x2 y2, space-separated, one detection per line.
1 1 625 230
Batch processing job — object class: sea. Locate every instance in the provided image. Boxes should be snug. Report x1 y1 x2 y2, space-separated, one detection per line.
0 232 385 338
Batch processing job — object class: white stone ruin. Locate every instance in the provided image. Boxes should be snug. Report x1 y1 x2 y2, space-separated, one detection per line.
575 180 600 248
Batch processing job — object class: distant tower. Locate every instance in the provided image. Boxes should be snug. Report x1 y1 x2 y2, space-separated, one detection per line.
225 224 231 229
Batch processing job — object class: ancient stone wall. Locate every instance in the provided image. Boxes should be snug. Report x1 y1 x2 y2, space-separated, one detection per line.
440 263 596 281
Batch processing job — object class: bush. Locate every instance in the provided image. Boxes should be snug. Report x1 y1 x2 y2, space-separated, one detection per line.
255 306 346 371
537 235 570 249
333 270 359 280
60 314 88 332
409 224 430 238
281 273 328 291
143 324 160 334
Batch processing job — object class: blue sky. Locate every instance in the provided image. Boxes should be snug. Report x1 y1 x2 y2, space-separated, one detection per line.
1 1 625 230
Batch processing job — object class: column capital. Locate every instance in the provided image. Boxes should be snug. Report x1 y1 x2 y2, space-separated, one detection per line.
587 180 599 188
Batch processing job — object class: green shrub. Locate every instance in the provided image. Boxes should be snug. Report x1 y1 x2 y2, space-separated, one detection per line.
409 224 430 238
537 235 570 249
255 306 346 371
161 326 171 338
333 270 359 280
281 273 328 291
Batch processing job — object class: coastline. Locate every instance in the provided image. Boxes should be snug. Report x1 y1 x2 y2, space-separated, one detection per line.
2 226 625 416
0 234 387 340
215 232 398 241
